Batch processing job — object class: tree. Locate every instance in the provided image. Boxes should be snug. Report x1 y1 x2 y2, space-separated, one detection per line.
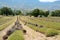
0 9 1 15
44 10 49 17
16 10 22 15
26 9 49 17
31 9 40 17
39 10 44 17
0 7 13 16
51 10 60 17
0 7 22 16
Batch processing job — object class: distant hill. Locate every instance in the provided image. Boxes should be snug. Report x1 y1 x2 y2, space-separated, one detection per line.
0 0 60 10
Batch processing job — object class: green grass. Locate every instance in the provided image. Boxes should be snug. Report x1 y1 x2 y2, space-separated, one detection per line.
45 28 58 37
20 16 60 37
0 17 12 25
27 24 58 37
28 17 60 30
0 16 16 31
8 30 24 40
22 16 60 30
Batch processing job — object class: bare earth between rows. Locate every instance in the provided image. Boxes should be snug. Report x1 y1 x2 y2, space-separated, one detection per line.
0 19 16 40
0 19 60 40
20 21 60 40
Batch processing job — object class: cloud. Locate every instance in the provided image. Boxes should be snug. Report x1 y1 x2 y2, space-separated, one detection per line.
39 0 58 2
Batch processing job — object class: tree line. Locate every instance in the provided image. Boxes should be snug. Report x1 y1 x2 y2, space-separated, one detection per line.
0 7 60 17
26 9 60 17
0 7 22 16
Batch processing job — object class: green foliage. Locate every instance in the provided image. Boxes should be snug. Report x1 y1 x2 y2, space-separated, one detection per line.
26 9 60 17
14 10 22 15
39 10 44 16
0 7 13 16
0 7 22 16
31 9 40 17
43 11 49 17
0 9 1 15
26 8 49 17
51 10 60 17
8 30 24 40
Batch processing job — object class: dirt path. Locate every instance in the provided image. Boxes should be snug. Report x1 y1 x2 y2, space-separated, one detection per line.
20 21 60 40
23 25 46 40
0 19 16 40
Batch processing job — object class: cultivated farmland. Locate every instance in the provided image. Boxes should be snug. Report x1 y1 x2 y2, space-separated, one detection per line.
0 15 60 40
19 16 60 40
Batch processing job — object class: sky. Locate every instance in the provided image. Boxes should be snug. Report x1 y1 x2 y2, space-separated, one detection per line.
0 0 60 10
39 0 58 2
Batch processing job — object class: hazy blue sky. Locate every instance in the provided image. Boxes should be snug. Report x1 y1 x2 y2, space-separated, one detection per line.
0 0 60 10
39 0 58 2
